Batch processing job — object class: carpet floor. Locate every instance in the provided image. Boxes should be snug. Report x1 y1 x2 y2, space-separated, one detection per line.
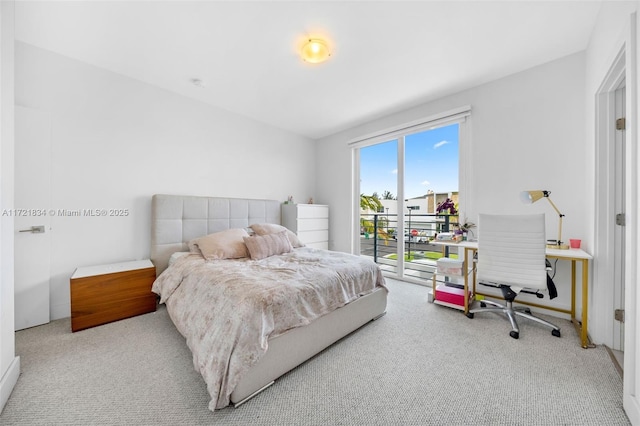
0 278 630 425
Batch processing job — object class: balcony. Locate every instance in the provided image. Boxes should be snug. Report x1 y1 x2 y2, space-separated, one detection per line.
359 213 463 283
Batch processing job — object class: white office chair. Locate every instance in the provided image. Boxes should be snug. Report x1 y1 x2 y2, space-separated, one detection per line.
468 213 561 339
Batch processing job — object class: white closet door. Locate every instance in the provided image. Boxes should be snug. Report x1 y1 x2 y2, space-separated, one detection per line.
14 106 51 330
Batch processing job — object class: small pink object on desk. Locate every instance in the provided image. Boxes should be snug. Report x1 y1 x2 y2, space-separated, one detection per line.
570 239 581 249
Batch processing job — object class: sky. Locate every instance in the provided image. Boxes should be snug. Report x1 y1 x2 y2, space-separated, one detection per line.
360 123 459 199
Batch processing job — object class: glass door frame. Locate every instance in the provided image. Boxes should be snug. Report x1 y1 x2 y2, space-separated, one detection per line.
350 106 472 284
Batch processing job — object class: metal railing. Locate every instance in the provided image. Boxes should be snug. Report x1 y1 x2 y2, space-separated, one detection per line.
359 213 461 282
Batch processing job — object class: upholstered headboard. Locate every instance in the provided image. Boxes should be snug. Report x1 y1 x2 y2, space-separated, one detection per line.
150 194 281 275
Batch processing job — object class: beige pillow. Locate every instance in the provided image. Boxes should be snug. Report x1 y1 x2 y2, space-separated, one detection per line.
244 231 293 260
187 239 202 255
190 228 249 260
249 223 305 248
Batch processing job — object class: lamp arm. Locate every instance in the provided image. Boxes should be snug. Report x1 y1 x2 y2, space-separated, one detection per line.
557 215 564 246
544 197 563 217
545 197 565 245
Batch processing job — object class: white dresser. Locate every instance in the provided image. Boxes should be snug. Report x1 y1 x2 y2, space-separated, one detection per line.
282 203 329 250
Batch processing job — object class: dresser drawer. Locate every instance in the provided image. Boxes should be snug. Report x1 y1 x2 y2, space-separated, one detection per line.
298 230 329 245
296 217 329 231
296 204 329 219
282 203 329 249
305 241 329 250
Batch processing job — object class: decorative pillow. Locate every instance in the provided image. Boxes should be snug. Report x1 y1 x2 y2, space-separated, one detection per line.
249 223 305 248
243 230 293 260
190 228 249 260
187 239 202 255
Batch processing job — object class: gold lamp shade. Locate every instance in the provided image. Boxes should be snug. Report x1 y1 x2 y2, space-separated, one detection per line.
520 190 548 204
301 39 331 64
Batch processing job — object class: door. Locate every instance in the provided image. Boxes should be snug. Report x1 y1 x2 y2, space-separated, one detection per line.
14 106 51 330
357 122 461 284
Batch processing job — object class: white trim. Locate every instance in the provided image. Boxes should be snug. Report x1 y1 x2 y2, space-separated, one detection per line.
623 11 639 426
347 105 471 148
397 136 406 276
594 45 625 348
458 112 472 223
0 356 19 414
351 148 361 255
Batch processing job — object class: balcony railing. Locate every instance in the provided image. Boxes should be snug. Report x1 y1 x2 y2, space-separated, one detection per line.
359 212 462 282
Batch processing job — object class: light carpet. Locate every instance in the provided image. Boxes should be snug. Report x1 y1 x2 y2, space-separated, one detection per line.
0 279 630 425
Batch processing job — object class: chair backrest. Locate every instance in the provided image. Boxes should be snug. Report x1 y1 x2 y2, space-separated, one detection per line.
477 213 547 291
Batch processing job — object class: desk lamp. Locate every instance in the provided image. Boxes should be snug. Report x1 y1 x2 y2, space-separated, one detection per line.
520 190 569 249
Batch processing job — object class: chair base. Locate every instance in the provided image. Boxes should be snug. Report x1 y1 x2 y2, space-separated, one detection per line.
468 297 561 340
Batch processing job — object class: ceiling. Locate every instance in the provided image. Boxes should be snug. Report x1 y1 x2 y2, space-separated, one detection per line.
14 1 603 139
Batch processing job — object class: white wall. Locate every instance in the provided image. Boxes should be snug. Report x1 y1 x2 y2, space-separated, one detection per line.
15 42 317 320
0 0 19 415
317 52 586 316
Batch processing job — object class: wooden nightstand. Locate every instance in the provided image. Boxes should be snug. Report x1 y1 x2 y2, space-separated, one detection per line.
70 259 157 332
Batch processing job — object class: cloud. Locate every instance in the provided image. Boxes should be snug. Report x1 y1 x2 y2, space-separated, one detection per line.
433 140 449 149
421 180 430 186
391 169 398 174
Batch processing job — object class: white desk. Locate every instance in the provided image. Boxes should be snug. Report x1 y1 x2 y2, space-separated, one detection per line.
433 241 593 348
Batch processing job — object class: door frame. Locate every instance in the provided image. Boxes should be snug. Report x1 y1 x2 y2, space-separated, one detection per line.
612 82 625 351
350 106 471 284
594 13 639 424
594 46 625 349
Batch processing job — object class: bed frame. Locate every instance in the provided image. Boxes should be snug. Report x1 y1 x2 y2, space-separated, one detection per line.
150 194 387 407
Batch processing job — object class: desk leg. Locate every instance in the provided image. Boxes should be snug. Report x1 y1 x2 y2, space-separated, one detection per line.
581 259 594 348
571 260 576 319
463 248 469 314
570 259 594 348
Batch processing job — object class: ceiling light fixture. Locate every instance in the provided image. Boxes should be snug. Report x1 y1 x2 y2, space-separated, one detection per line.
301 38 331 64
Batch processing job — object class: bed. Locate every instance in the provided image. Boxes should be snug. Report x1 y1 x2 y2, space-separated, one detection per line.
150 194 388 410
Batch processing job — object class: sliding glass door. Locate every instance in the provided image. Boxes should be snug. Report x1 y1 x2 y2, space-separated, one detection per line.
401 124 459 281
355 108 468 285
359 139 398 275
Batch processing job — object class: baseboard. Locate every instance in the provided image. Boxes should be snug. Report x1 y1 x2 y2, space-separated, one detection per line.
0 356 20 414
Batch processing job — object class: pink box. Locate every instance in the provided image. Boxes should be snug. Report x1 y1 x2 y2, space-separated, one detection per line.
435 284 466 306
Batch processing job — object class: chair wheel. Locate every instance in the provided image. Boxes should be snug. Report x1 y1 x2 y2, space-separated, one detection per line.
510 331 519 339
466 312 474 319
480 302 486 308
524 308 532 314
552 329 561 338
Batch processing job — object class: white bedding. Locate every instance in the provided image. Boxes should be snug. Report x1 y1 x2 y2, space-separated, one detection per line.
152 247 387 410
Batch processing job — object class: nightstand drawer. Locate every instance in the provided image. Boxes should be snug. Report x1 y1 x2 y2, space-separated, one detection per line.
70 260 156 332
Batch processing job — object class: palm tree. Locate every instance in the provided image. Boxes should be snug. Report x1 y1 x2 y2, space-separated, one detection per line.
381 190 395 200
360 193 383 212
360 194 390 243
